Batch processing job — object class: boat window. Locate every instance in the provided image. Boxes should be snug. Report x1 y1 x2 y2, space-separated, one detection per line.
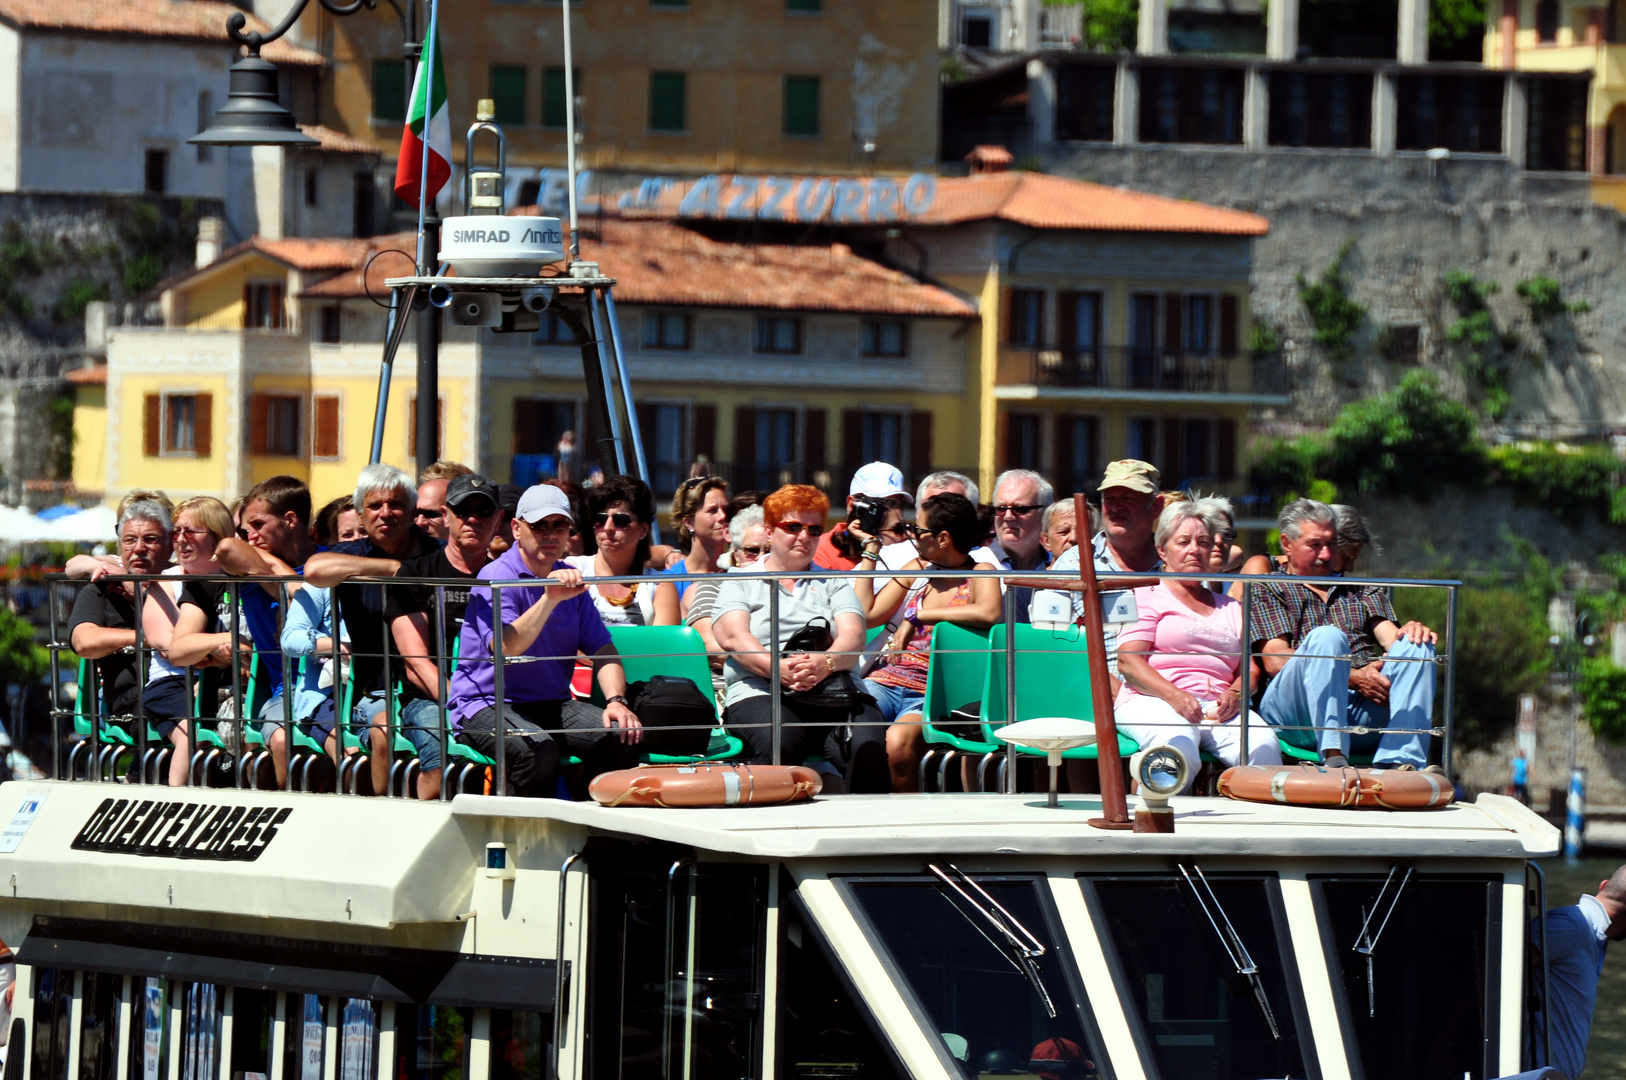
488 1011 547 1080
284 995 329 1080
1311 874 1499 1080
337 999 381 1080
126 978 170 1080
29 968 71 1080
393 1005 473 1080
230 989 275 1080
78 974 121 1080
778 891 899 1080
1083 872 1315 1080
179 984 223 1080
587 861 767 1080
843 873 1109 1080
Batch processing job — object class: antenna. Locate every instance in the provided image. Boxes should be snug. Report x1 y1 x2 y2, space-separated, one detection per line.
562 0 580 262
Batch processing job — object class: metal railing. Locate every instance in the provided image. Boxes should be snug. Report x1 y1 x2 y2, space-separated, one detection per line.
40 565 1461 798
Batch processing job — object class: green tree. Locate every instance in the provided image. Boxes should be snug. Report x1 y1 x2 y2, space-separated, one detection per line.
0 608 48 686
1297 239 1366 358
1322 370 1488 498
1515 274 1591 322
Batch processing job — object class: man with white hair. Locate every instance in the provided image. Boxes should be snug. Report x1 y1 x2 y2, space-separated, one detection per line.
879 470 981 569
1251 498 1438 770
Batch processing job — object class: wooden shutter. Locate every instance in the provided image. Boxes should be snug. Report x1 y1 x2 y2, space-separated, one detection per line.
1001 289 1013 343
242 284 253 328
144 394 161 456
1161 417 1183 486
1219 294 1239 355
1164 292 1183 354
313 396 340 458
804 408 826 473
733 406 757 480
1057 291 1078 351
1216 418 1237 480
248 393 270 455
840 410 863 470
194 393 212 458
269 283 286 329
909 411 932 484
693 404 717 462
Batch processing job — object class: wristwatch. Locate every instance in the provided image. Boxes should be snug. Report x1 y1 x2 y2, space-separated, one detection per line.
606 695 630 707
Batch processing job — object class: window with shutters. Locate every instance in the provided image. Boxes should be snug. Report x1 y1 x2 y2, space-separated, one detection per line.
244 282 285 330
1184 294 1215 354
373 61 406 122
1005 413 1043 471
753 316 801 354
490 65 527 126
860 412 905 468
1056 415 1099 496
1127 416 1157 464
649 72 687 133
783 76 820 137
642 312 691 350
313 395 341 460
1008 289 1044 346
543 67 581 129
638 402 689 494
320 307 341 344
861 320 907 358
248 394 301 457
755 409 799 485
1182 417 1214 481
144 393 213 457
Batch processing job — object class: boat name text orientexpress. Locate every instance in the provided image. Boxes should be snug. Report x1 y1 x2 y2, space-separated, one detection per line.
71 797 291 861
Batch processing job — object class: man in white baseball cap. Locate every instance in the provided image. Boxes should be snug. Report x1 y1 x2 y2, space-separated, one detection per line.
814 461 915 570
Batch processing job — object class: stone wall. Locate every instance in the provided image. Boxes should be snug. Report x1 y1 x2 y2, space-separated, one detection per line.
1455 687 1626 811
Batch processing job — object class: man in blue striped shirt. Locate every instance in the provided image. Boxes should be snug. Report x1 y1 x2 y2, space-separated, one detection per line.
1542 865 1626 1079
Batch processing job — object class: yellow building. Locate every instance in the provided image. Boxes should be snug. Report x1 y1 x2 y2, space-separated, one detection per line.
312 0 940 182
73 169 1279 513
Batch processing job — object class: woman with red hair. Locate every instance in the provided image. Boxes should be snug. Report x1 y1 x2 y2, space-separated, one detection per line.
711 485 890 793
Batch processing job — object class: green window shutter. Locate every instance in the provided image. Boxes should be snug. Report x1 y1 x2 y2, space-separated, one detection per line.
373 61 406 123
787 0 821 10
784 76 819 136
650 71 687 132
544 67 580 129
490 65 527 126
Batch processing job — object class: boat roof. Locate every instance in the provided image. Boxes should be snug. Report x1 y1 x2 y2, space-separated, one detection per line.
452 790 1560 861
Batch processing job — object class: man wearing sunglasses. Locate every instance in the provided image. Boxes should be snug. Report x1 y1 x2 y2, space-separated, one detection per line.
413 476 452 542
380 474 502 799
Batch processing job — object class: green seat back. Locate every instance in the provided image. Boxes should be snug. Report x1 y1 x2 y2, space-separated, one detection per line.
982 624 1135 759
919 624 999 751
595 625 718 709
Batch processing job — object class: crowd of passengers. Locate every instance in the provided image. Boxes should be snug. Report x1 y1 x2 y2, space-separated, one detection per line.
65 456 1441 798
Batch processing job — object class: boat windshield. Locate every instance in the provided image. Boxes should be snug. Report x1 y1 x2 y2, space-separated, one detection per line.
1311 874 1499 1080
843 874 1110 1080
1083 872 1315 1080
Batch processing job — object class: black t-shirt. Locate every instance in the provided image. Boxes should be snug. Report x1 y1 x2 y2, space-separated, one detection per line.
178 578 227 632
384 548 482 703
332 528 440 693
68 582 140 717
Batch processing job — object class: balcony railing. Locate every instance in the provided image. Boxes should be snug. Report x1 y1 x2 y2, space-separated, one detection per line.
1001 345 1289 397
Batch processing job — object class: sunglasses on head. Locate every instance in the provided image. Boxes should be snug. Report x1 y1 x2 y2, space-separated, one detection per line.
775 521 824 537
593 511 637 529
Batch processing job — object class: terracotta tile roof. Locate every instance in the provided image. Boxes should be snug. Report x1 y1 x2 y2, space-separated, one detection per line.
300 218 976 319
620 171 1269 237
65 362 106 384
0 0 326 65
298 235 421 299
298 125 379 156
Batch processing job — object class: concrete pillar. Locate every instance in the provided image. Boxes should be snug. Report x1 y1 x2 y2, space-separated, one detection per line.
1244 67 1270 147
1505 75 1529 166
1266 0 1299 60
1137 0 1168 55
1501 0 1518 68
1028 59 1056 149
1115 59 1140 145
1373 71 1398 155
1398 0 1430 63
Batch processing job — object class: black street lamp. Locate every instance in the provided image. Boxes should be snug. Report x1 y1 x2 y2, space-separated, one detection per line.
192 0 445 476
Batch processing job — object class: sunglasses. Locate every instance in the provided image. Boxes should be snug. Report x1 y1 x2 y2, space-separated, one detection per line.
414 507 445 520
452 502 498 519
775 522 825 537
735 545 766 557
593 511 637 529
994 503 1044 516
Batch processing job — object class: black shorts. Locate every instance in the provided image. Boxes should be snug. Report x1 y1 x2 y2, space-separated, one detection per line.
136 677 189 740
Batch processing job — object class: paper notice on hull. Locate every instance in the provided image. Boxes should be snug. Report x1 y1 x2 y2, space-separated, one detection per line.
0 788 46 853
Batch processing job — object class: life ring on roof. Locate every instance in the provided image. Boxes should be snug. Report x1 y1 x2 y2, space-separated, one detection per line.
1217 764 1455 810
589 763 823 808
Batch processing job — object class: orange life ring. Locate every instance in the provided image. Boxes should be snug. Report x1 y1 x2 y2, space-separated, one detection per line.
1217 763 1455 810
588 763 823 808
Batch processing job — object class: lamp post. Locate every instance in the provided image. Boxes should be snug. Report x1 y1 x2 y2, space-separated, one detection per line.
1549 610 1596 860
191 0 443 475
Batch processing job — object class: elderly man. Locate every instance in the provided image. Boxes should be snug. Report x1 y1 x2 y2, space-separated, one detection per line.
448 484 641 797
987 469 1053 572
1251 498 1438 770
1040 500 1080 560
1041 460 1163 648
878 470 981 568
1540 865 1626 1079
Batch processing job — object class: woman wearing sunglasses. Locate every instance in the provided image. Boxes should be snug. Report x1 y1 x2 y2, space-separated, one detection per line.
853 493 1002 791
711 485 890 794
563 475 679 626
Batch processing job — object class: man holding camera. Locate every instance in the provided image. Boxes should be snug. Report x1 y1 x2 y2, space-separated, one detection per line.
814 462 915 571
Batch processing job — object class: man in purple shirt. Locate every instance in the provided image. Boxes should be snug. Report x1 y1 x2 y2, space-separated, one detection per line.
449 484 642 797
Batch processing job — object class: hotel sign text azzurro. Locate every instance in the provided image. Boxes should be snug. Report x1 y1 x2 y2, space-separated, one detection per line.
618 173 938 225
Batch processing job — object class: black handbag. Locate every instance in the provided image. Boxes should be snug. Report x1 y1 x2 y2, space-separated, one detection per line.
626 676 715 757
781 618 862 711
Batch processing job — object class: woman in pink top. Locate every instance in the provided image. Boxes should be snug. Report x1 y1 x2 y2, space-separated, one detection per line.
1115 498 1281 792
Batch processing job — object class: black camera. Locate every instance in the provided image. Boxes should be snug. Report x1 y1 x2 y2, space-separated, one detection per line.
851 495 890 538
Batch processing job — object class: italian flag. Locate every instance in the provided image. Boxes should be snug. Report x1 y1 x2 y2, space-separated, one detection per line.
393 19 451 208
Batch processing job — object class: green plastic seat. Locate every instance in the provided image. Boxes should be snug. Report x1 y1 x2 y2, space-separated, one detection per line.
982 623 1139 761
594 625 745 764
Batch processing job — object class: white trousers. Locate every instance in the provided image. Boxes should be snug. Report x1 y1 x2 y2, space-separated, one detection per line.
1116 692 1282 794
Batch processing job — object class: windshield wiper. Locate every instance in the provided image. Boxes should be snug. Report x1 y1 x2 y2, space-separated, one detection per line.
1351 866 1412 1019
1178 864 1281 1040
927 862 1057 1019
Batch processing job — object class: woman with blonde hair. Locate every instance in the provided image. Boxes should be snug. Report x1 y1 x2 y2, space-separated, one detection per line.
663 475 731 610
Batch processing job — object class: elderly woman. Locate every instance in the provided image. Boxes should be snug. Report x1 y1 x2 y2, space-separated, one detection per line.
711 485 890 793
1115 498 1281 792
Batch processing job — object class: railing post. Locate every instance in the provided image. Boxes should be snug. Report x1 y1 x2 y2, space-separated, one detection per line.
1003 586 1017 794
769 584 782 766
435 583 451 802
230 583 244 790
1442 583 1458 778
48 578 62 781
331 590 346 792
381 610 395 797
135 578 148 785
1238 580 1251 768
278 581 294 788
492 581 506 796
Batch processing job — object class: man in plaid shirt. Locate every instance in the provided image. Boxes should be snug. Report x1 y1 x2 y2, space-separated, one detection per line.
1252 500 1440 770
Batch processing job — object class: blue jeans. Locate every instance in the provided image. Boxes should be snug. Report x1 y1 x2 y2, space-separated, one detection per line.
398 697 446 772
1259 625 1436 766
863 679 925 724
